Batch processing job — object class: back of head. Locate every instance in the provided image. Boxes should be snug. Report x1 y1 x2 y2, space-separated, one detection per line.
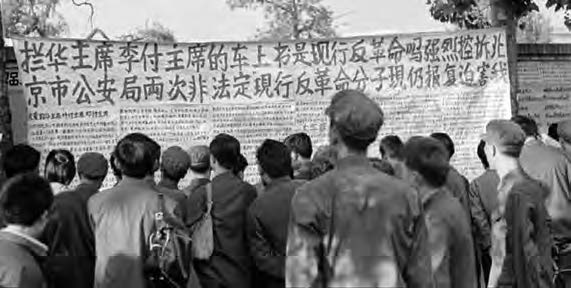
326 90 384 152
404 137 450 188
187 145 211 174
284 133 313 159
369 157 395 176
257 139 293 179
161 146 191 181
380 135 404 160
210 133 240 170
4 144 41 178
511 115 539 139
483 119 526 158
476 140 489 169
114 133 160 179
77 152 109 182
1 173 53 227
45 149 76 185
430 132 455 160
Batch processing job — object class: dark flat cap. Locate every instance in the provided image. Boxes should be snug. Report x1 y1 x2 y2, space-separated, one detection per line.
77 152 109 179
187 145 210 170
325 90 384 142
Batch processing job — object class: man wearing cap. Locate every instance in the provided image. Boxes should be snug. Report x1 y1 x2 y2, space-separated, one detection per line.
183 145 211 197
481 120 553 288
286 90 432 288
43 152 109 288
157 146 191 204
514 116 571 276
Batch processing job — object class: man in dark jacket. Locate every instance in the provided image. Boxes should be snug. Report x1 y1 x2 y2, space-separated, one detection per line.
185 134 257 288
286 90 433 288
247 139 305 288
43 152 108 288
482 120 553 288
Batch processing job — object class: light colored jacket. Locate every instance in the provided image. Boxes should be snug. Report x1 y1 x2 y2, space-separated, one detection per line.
88 177 178 288
0 229 48 288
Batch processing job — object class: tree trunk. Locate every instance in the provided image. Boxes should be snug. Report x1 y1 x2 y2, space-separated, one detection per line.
490 0 519 116
0 13 14 180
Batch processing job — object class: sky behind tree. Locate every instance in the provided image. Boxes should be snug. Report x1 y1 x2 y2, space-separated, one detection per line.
57 0 449 41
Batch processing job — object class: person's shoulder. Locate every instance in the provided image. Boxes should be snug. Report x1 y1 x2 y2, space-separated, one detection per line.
87 186 113 210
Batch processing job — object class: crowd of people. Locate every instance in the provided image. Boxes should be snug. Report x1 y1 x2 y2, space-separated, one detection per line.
0 88 570 288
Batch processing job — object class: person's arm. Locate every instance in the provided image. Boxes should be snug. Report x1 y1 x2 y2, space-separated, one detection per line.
246 207 283 279
285 186 322 288
469 181 492 252
452 205 478 288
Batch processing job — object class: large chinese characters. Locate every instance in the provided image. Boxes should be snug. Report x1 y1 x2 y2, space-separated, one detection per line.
13 28 510 185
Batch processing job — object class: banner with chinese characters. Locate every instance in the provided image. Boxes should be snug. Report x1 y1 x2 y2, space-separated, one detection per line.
13 28 511 187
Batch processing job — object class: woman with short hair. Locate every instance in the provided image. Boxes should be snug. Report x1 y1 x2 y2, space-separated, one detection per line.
44 149 76 195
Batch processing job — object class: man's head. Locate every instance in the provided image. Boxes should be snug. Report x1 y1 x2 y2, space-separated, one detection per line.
161 146 191 182
326 90 384 155
379 135 404 161
3 144 41 178
511 115 539 139
45 149 76 186
77 152 109 187
558 120 571 151
402 136 450 189
481 120 526 170
257 139 293 185
187 145 211 177
476 140 489 170
210 134 240 174
114 133 160 179
0 173 53 237
548 123 559 142
430 132 455 161
284 133 313 167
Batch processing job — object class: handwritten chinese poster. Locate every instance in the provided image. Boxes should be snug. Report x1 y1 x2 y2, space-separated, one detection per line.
13 28 511 187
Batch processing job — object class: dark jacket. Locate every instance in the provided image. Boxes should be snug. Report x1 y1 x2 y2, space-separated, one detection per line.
293 161 312 181
88 177 179 288
185 172 257 288
469 169 501 252
246 177 305 288
286 155 433 288
42 182 99 288
444 167 471 216
489 168 554 288
423 187 477 288
0 229 48 288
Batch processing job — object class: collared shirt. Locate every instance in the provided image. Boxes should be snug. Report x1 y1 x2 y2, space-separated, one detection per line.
286 155 433 288
488 167 553 288
0 227 48 288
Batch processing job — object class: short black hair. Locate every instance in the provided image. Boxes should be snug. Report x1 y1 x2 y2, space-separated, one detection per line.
257 139 293 179
430 132 455 160
114 133 160 179
369 158 395 176
284 133 313 159
404 137 450 188
548 123 559 142
477 140 489 169
3 144 41 178
45 149 76 185
210 134 240 170
380 135 404 160
1 173 53 226
511 115 539 138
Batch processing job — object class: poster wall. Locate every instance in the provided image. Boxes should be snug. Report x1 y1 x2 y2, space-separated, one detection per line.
12 28 511 187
